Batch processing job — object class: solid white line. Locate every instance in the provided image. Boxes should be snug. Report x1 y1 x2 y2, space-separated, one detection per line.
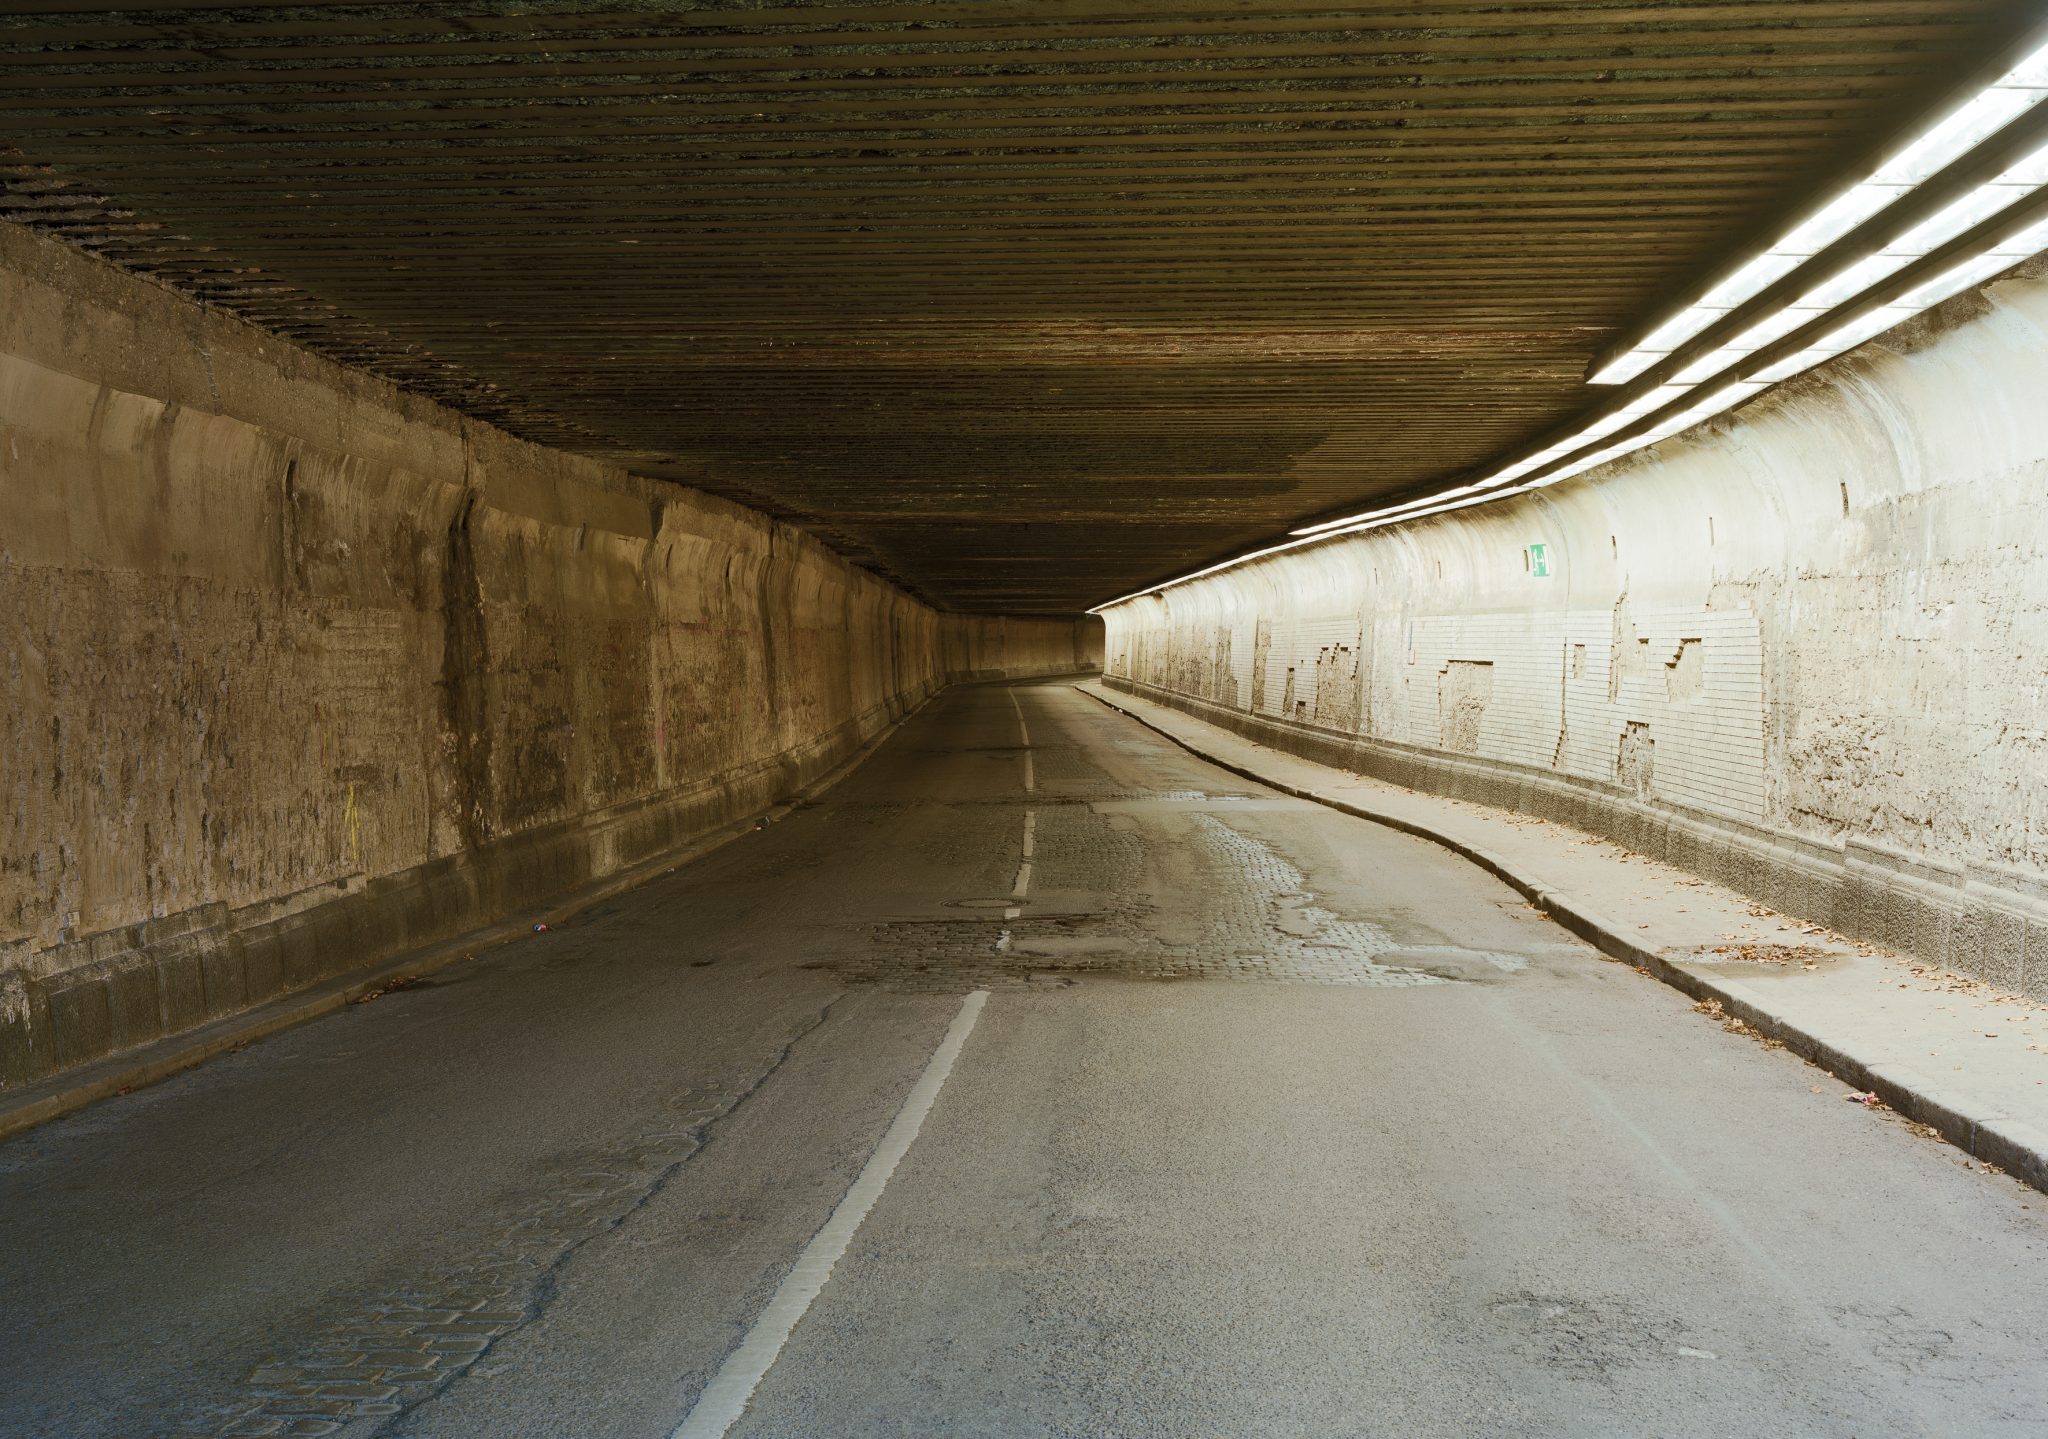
670 990 991 1439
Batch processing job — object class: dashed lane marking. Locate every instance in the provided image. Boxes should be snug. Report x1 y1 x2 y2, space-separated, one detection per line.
1001 692 1037 935
1007 686 1034 793
1002 811 1036 926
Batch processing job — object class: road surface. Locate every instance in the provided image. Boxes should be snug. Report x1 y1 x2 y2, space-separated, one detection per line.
5 680 2046 1437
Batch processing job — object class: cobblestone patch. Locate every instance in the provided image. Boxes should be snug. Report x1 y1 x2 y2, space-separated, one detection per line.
1183 815 1451 987
171 1015 835 1437
823 808 1451 991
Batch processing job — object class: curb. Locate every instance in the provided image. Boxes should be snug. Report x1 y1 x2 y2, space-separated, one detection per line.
0 680 955 1145
1075 683 2048 1196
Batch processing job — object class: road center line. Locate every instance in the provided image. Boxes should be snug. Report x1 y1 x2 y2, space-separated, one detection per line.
1007 686 1035 792
670 990 991 1439
1000 690 1038 935
1004 810 1037 925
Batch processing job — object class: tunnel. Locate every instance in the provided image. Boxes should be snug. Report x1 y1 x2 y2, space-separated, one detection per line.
5 3 2048 1434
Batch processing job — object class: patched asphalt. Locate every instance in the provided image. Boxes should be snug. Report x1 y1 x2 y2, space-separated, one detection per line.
5 681 2048 1438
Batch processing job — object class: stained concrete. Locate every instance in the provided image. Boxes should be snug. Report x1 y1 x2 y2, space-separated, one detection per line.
4 682 2046 1438
1102 259 2048 994
0 222 1100 1091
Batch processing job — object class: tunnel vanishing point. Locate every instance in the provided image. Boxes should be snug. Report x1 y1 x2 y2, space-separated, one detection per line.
7 5 2048 1437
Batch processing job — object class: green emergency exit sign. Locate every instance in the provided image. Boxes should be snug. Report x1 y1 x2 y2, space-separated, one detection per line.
1528 542 1550 578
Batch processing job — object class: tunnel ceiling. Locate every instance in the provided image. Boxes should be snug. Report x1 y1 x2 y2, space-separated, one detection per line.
0 2 2037 614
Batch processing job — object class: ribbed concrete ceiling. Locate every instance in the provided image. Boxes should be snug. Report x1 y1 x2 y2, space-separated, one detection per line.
1 2 2036 613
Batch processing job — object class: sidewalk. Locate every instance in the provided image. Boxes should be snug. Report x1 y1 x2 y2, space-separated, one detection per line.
1077 680 2048 1195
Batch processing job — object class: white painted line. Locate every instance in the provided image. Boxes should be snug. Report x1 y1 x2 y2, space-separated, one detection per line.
671 990 991 1439
1007 687 1035 792
993 704 1039 953
1005 808 1038 917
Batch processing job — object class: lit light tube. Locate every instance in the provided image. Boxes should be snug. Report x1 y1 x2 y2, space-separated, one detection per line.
1669 134 2048 385
1288 385 1691 537
1587 36 2048 386
1281 193 2048 554
1093 45 2048 617
1752 209 2048 383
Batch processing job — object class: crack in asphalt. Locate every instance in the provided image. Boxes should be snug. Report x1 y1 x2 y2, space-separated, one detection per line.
191 994 856 1439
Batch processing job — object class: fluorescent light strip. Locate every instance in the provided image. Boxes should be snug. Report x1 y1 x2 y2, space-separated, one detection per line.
1091 378 1776 612
1085 527 1372 610
1098 247 2032 611
1751 223 2048 383
1279 208 2044 555
1587 38 2048 386
1108 383 1760 607
1671 135 2048 384
1093 61 2048 613
1290 160 2048 548
1290 384 1690 536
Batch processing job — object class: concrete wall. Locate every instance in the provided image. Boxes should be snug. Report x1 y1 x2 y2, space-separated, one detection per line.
0 222 1096 1088
1105 262 2048 996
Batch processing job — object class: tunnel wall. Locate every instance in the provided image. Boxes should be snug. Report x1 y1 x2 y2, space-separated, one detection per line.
0 223 1095 1089
1104 263 2048 997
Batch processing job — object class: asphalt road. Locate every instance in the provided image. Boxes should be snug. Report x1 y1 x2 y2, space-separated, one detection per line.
5 680 2047 1438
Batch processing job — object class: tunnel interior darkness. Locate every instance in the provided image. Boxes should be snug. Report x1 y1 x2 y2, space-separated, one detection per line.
4 3 2048 1110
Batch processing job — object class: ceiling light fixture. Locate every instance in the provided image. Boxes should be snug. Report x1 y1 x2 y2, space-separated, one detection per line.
1088 34 2048 617
1586 37 2048 386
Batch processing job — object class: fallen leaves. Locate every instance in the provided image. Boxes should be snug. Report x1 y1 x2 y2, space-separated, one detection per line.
1700 942 1833 967
354 975 425 1003
1693 996 1786 1049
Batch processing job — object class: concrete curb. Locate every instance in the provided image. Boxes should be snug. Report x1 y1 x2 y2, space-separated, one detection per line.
0 679 965 1145
1076 683 2048 1196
